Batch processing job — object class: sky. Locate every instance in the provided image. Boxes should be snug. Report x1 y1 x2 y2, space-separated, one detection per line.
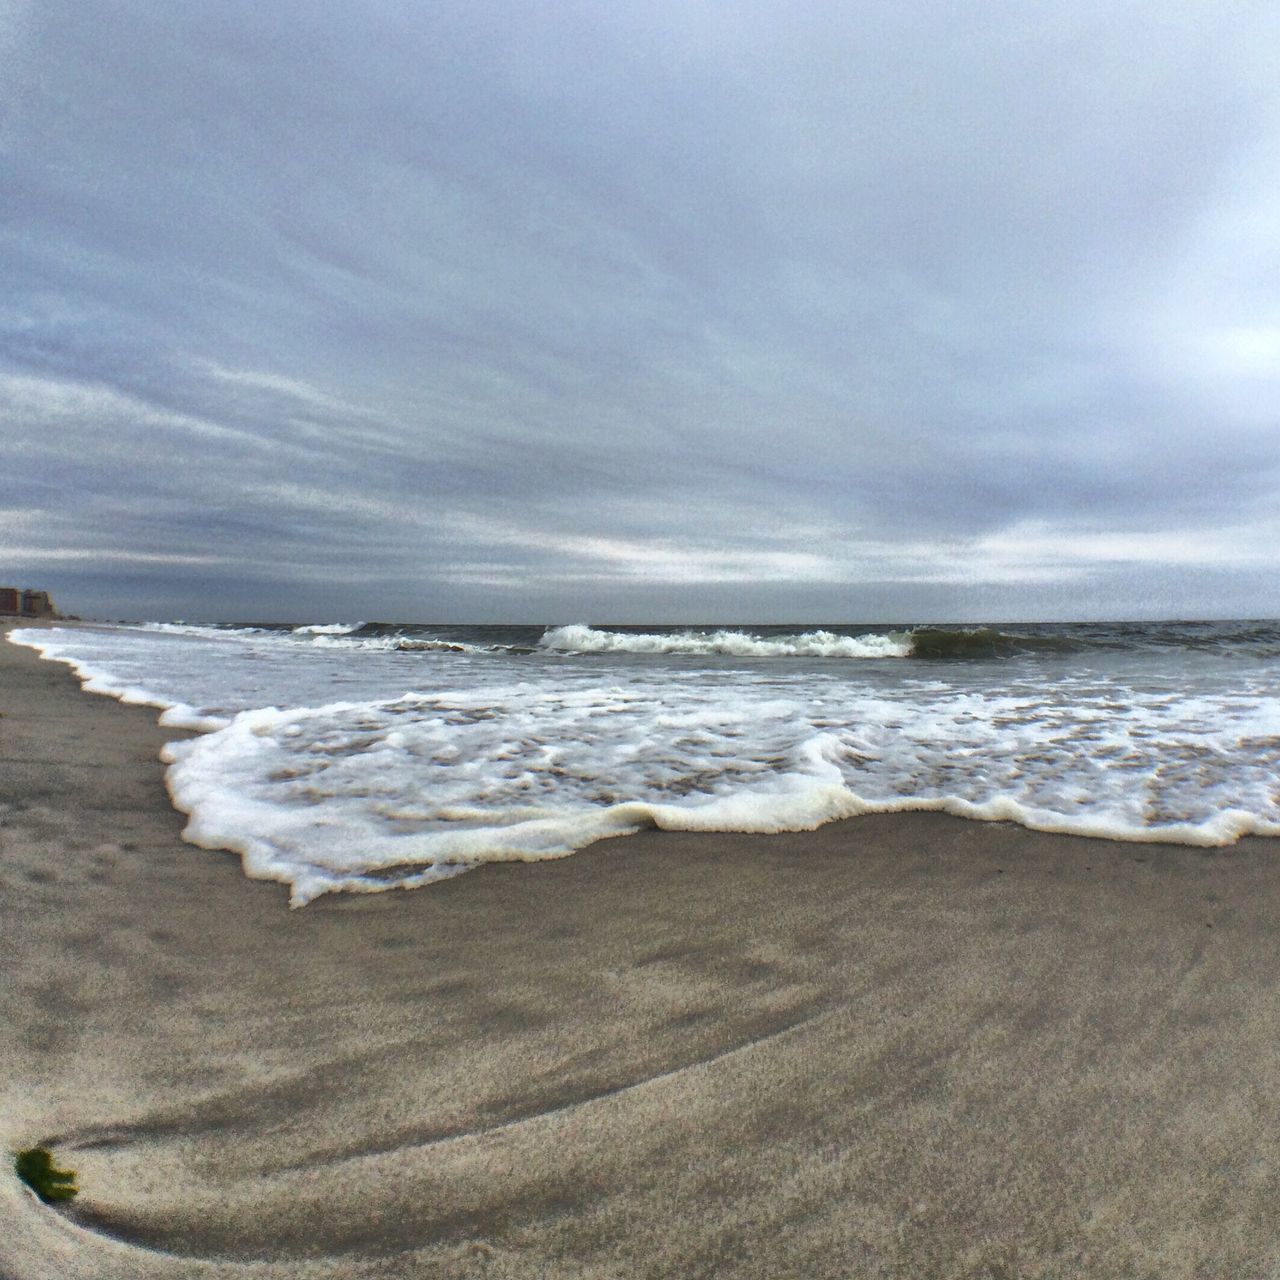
3 0 1280 623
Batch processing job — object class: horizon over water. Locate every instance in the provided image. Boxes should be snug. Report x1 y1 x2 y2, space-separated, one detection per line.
11 617 1280 904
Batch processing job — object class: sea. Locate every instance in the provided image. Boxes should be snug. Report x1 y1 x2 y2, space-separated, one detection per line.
11 619 1280 904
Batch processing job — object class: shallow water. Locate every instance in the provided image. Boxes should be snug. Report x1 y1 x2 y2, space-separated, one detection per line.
12 618 1280 903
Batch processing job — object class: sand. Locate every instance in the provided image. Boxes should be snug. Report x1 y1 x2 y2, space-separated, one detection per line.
4 624 1280 1278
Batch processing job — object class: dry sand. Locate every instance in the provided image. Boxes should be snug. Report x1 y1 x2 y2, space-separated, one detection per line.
4 624 1280 1278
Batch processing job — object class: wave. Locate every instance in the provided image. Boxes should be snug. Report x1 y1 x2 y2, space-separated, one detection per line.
138 621 269 639
310 634 504 656
292 621 365 636
389 637 490 654
537 624 1084 661
133 619 1280 664
135 620 506 657
538 624 914 659
905 626 1082 660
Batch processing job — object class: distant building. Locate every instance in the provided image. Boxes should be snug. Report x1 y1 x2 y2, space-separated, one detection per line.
0 587 58 617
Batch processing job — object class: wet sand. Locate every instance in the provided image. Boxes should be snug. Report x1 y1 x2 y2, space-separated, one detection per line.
4 624 1280 1278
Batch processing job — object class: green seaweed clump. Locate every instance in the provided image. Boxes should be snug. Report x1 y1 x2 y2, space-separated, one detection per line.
14 1147 78 1203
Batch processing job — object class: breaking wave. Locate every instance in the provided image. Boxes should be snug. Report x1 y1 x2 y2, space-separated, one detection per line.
539 625 913 659
128 620 1280 663
538 624 1083 661
292 621 364 636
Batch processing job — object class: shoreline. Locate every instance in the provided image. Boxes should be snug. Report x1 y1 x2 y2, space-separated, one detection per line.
5 627 1280 1276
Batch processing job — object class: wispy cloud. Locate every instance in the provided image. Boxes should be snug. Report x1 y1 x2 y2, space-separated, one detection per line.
0 546 229 566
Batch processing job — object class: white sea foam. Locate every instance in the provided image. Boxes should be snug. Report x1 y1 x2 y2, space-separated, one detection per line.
10 626 235 731
139 621 263 639
12 622 1280 905
326 635 492 655
158 671 1280 904
292 621 364 636
539 624 913 659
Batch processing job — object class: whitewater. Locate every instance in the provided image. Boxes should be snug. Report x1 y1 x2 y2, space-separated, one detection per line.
11 619 1280 904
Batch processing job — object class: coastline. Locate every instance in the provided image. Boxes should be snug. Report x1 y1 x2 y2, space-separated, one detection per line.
4 625 1280 1277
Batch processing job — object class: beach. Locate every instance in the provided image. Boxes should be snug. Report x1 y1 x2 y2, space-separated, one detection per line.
5 624 1280 1278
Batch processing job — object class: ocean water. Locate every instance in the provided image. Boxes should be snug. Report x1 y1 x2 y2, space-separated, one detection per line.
11 619 1280 904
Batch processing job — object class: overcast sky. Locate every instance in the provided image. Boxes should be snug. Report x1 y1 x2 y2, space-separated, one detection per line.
3 1 1280 622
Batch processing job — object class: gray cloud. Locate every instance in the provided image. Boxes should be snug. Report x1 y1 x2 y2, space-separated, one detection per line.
3 0 1280 621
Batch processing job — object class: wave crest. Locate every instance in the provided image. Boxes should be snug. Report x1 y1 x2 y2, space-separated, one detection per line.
539 625 913 659
292 621 365 636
